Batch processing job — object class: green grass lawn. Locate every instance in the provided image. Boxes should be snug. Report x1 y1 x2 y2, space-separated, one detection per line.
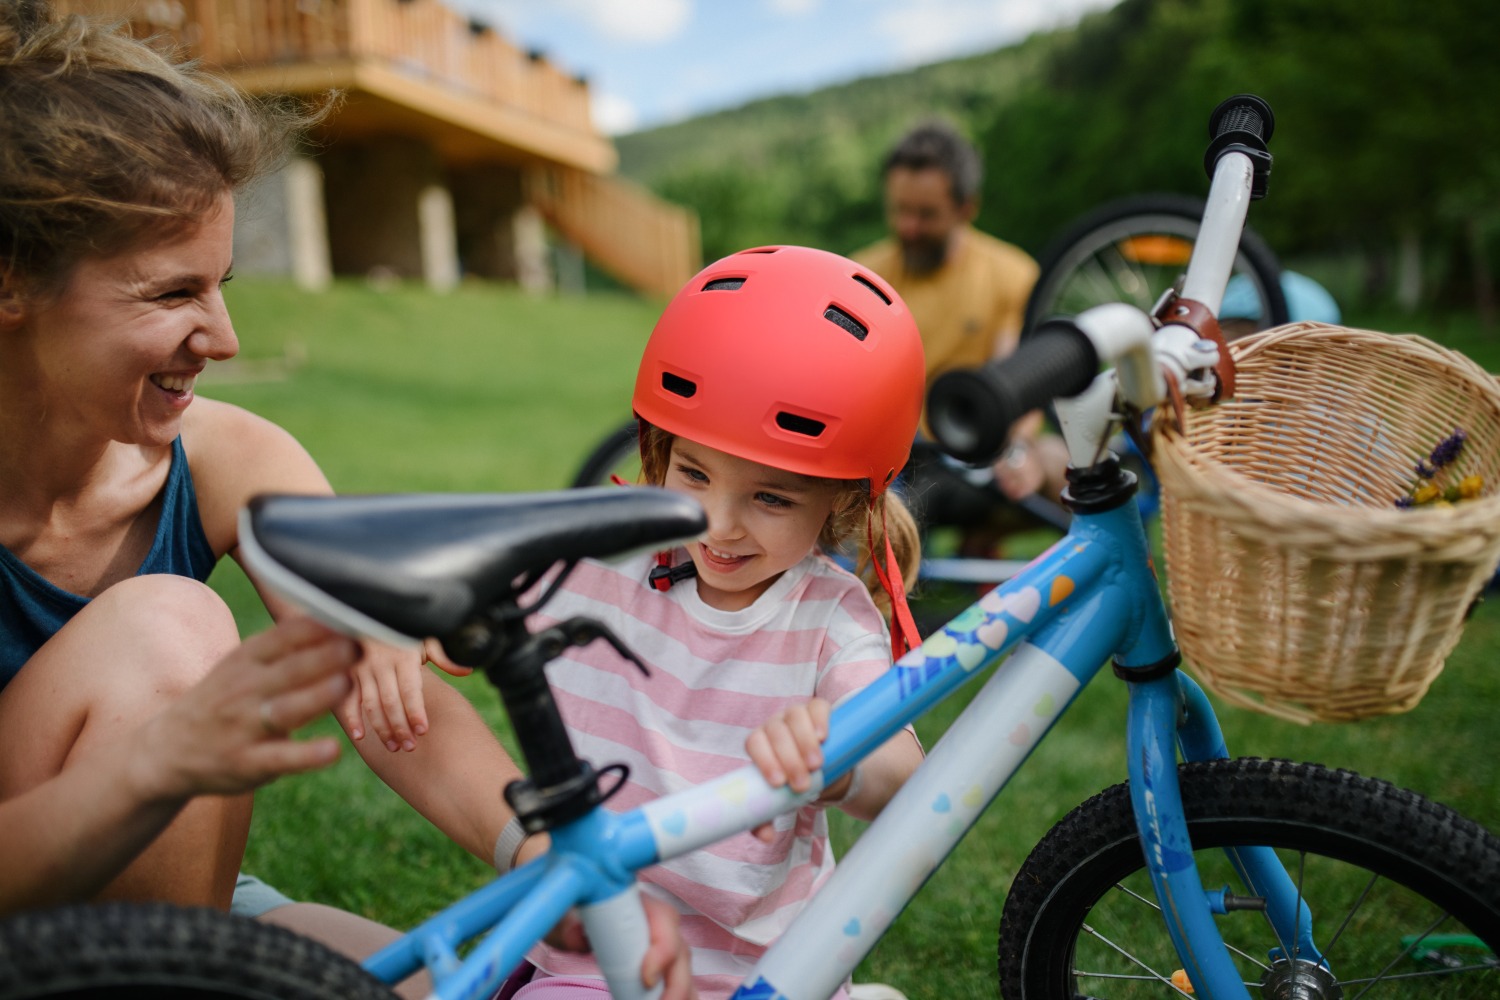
214 279 1500 998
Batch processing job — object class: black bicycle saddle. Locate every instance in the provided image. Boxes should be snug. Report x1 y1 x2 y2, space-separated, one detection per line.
239 487 706 645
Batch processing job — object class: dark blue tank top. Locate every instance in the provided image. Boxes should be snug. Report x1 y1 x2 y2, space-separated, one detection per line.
0 437 217 689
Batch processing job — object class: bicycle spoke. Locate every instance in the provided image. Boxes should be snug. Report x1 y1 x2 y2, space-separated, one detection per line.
1069 253 1129 312
1074 922 1200 998
1348 912 1453 1000
1097 242 1155 311
1097 244 1153 310
1340 964 1498 985
1320 870 1379 958
1253 849 1297 979
1104 879 1273 976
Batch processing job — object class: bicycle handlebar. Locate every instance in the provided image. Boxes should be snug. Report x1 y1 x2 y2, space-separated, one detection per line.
926 320 1098 463
929 94 1276 466
1206 94 1274 198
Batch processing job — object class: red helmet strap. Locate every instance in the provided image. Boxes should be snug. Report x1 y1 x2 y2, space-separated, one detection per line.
866 508 921 660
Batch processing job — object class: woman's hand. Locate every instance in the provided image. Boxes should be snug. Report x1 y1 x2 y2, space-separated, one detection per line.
131 617 359 802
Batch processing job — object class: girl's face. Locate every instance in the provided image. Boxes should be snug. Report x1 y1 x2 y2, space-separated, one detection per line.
6 192 239 448
664 436 839 612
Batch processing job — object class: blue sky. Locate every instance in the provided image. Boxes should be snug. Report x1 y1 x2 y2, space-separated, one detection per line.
457 0 1122 134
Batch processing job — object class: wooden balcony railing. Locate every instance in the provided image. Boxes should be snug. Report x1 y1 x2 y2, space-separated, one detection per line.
60 0 596 135
61 0 702 298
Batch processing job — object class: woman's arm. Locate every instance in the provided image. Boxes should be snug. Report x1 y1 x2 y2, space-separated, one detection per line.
184 399 523 864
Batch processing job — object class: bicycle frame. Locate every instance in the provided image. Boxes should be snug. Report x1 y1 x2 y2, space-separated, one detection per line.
354 104 1302 1000
361 473 1315 1000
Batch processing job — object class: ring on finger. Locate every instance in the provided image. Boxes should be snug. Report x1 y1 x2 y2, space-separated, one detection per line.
259 699 281 736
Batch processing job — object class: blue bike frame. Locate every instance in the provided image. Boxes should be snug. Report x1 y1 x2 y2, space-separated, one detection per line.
362 492 1319 1000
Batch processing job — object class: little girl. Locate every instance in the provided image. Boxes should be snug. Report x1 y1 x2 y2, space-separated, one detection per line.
507 245 928 999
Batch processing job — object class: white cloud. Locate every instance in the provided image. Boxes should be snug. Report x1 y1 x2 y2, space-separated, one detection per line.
766 0 820 15
591 89 641 135
570 0 693 44
876 0 1116 67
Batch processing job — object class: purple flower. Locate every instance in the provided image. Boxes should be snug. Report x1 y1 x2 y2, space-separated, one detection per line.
1395 496 1415 509
1428 428 1468 469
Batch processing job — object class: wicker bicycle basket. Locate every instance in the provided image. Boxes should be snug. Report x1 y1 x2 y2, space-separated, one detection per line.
1153 322 1500 723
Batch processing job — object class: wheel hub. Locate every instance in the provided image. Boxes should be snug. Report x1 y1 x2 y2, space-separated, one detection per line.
1259 958 1343 1000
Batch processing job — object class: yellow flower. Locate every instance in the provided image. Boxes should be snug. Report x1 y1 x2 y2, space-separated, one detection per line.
1459 474 1484 499
1412 483 1441 504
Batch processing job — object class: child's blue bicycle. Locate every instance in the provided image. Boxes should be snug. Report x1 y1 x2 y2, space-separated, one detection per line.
4 95 1497 1000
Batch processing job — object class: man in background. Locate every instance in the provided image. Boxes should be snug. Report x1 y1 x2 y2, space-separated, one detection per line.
854 121 1069 545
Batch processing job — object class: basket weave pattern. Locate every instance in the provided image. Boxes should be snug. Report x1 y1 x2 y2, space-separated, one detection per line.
1154 322 1500 723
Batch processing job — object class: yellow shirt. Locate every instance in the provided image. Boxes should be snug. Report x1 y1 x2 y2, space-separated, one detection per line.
854 227 1039 387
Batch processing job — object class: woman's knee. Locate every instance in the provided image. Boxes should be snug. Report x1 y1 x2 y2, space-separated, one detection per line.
70 576 239 696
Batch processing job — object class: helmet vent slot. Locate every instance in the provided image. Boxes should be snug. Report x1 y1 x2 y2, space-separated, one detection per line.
823 306 868 342
853 274 891 305
661 372 697 398
775 412 826 438
702 277 745 292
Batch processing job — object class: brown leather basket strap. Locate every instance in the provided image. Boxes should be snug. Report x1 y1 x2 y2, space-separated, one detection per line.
1161 368 1188 432
1155 294 1237 400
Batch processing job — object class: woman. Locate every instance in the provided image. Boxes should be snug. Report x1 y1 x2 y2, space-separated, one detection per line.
0 4 690 996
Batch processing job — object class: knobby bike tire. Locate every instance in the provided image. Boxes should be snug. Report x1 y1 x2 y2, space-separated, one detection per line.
998 757 1500 999
0 902 398 999
571 418 641 488
1022 193 1290 339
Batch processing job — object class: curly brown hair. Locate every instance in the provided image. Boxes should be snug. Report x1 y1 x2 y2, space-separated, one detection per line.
0 1 325 298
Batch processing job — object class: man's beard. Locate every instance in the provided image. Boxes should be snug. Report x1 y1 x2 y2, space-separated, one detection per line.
900 236 948 275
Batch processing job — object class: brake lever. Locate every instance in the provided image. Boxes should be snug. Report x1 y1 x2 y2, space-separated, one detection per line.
553 616 651 678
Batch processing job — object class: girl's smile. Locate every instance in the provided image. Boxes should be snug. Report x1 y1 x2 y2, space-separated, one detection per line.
664 437 839 612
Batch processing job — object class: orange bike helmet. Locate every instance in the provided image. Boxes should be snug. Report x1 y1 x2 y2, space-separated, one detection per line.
632 245 924 497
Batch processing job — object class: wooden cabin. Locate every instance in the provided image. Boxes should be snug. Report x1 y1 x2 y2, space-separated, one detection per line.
60 0 701 297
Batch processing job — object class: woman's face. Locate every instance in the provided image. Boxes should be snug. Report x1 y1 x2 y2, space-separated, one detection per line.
8 191 239 448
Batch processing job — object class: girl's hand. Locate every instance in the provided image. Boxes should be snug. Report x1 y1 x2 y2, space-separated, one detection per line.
134 617 358 801
544 895 696 999
340 643 429 752
424 637 473 678
339 639 473 751
745 698 847 842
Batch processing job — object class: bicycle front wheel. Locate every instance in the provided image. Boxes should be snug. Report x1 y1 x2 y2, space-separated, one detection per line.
999 758 1500 999
1023 194 1289 337
0 902 399 999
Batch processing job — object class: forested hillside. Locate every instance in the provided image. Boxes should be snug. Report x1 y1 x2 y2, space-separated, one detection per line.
615 29 1067 263
615 0 1498 317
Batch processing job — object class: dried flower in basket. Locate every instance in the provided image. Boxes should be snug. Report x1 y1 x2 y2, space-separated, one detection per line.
1395 428 1484 508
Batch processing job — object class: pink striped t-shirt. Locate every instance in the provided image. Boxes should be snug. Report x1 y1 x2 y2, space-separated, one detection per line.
523 548 897 998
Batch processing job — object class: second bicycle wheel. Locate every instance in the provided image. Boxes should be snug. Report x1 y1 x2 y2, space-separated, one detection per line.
571 418 642 488
1023 193 1290 338
998 757 1500 999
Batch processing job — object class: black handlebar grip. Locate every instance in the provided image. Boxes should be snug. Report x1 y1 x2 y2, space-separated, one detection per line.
927 320 1098 464
1209 94 1274 145
1204 94 1275 197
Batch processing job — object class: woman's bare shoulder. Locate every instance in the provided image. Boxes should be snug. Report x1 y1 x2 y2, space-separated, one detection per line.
181 398 330 553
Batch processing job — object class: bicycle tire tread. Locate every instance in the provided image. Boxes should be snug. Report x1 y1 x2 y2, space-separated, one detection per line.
0 902 397 999
998 757 1500 998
